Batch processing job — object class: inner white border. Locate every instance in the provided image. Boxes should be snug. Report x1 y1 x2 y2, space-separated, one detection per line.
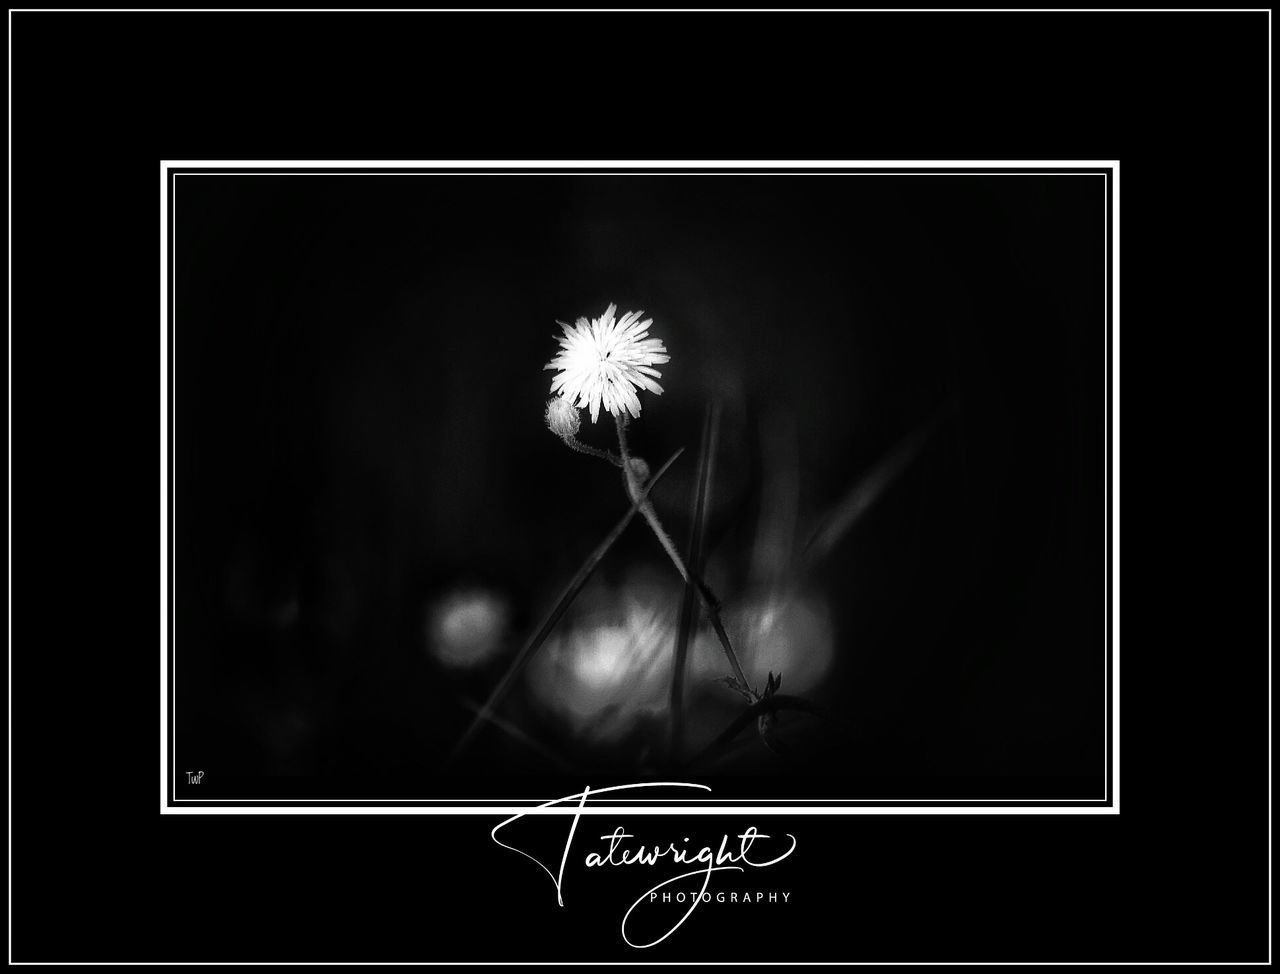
160 160 1120 815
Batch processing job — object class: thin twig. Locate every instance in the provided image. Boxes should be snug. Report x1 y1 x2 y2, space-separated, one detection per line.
684 693 851 771
444 447 685 766
802 415 941 572
615 414 752 697
456 695 580 773
669 401 720 762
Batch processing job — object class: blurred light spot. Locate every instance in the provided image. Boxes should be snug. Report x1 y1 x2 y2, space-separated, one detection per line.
527 577 678 741
572 627 638 690
428 589 510 668
526 573 835 741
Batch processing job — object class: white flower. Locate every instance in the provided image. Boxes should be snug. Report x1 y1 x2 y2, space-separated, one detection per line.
544 303 670 424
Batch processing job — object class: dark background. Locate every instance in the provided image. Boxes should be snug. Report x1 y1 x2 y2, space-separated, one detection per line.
10 9 1269 965
172 170 1106 800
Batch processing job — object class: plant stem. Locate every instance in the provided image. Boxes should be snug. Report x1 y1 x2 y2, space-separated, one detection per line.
614 413 753 698
561 434 622 467
669 402 719 762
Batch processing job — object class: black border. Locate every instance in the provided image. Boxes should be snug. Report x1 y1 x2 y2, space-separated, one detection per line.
10 7 1270 964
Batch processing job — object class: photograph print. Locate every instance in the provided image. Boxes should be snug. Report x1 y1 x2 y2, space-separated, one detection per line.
163 163 1114 808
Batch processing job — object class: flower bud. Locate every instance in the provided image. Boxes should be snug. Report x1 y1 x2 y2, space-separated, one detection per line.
626 456 651 484
544 396 581 438
623 456 651 503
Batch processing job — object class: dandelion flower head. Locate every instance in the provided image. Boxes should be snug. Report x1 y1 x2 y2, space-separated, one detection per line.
543 303 670 423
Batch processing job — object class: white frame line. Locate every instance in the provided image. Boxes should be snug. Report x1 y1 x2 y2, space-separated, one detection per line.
160 160 1119 815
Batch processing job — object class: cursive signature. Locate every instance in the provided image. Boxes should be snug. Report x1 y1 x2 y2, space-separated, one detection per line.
491 782 796 948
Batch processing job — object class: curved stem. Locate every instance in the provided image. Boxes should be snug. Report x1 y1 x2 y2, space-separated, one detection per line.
560 434 622 466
